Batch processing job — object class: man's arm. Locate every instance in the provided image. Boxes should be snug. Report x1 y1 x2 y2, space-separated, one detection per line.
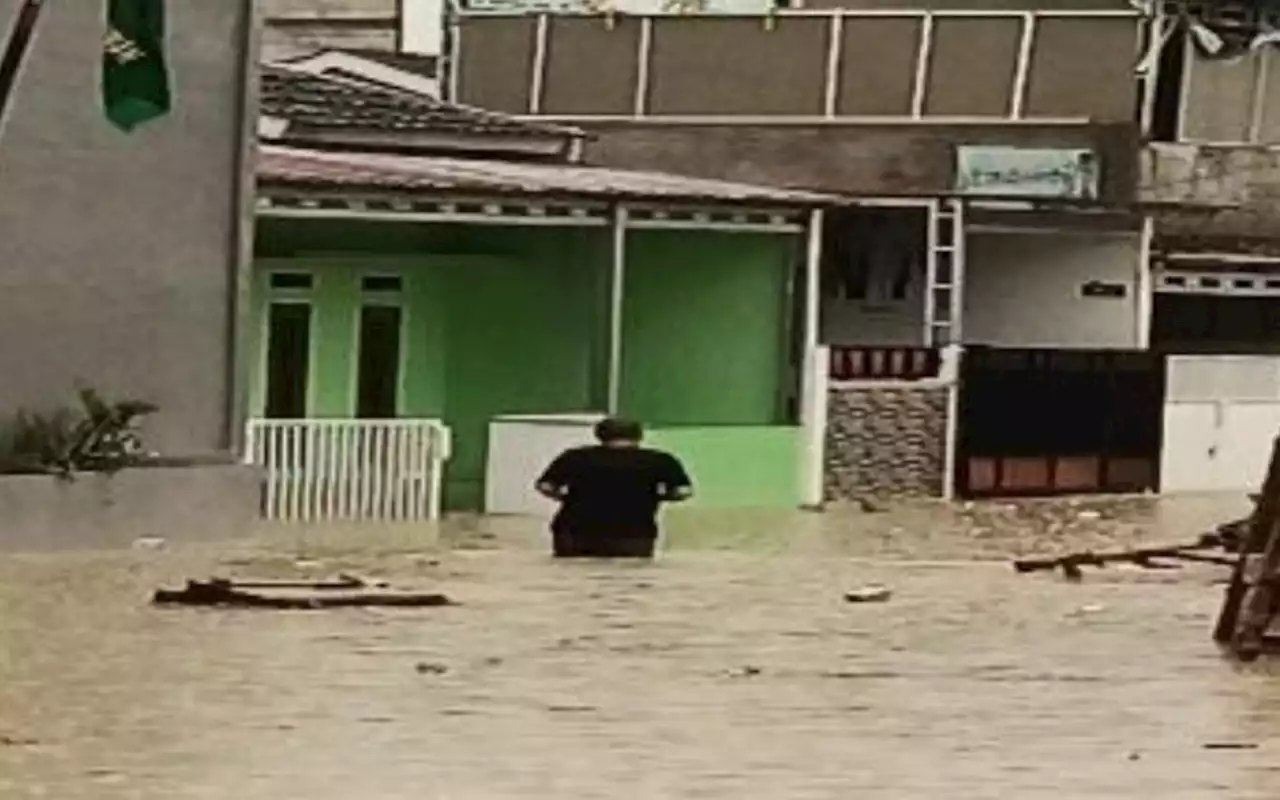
658 453 693 502
535 451 574 501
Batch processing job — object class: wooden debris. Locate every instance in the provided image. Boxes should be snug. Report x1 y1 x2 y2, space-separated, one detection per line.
152 576 453 610
1214 436 1280 660
1013 539 1234 580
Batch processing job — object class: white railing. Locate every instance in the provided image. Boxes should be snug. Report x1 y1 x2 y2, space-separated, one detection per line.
245 419 451 523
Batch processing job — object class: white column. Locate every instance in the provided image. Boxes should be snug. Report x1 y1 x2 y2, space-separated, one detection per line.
607 206 628 414
1136 214 1154 350
799 209 826 508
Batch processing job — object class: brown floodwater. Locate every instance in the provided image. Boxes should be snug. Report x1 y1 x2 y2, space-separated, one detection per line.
2 496 1279 799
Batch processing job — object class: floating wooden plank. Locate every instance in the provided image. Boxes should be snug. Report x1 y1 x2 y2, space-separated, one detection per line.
1013 537 1234 581
152 578 453 610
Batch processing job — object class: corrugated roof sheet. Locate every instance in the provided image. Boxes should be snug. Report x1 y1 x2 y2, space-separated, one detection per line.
259 65 575 139
257 146 837 206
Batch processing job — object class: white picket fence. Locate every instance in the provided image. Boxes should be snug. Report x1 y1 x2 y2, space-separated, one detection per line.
245 419 451 522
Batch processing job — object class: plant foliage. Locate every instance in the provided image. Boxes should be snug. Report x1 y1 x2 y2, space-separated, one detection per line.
0 389 158 478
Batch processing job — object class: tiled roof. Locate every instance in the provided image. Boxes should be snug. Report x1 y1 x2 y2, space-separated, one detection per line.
259 65 576 139
257 146 836 206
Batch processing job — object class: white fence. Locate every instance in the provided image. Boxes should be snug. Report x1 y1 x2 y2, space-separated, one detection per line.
245 419 451 522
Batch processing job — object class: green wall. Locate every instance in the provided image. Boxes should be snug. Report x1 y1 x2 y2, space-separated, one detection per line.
647 425 801 508
253 218 796 510
621 230 793 425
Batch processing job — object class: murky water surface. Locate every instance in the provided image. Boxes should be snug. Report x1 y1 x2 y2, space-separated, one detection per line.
2 496 1279 799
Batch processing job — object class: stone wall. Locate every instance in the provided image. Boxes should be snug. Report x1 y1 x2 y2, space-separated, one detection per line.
824 385 950 501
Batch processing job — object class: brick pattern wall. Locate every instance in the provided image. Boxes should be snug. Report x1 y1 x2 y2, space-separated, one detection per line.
824 385 950 501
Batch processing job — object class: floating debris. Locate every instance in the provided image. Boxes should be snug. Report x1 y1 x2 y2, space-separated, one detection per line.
151 576 453 610
845 585 893 603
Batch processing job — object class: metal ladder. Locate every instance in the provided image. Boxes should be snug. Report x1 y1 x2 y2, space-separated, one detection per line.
924 198 964 347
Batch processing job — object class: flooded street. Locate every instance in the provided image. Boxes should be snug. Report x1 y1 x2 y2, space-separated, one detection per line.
3 497 1280 799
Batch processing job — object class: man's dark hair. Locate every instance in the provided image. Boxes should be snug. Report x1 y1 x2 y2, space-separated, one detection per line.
594 416 643 443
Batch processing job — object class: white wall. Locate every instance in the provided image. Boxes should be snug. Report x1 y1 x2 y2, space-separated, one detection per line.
401 0 444 55
963 230 1141 349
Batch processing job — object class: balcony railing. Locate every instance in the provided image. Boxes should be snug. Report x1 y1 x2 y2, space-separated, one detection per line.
245 418 451 523
829 345 941 382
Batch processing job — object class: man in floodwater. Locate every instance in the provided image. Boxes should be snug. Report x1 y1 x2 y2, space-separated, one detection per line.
535 417 693 558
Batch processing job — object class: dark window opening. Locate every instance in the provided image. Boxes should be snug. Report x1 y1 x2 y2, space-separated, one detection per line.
362 275 404 293
1153 293 1280 353
356 304 402 419
1150 22 1186 142
821 208 924 303
270 272 313 290
265 302 311 419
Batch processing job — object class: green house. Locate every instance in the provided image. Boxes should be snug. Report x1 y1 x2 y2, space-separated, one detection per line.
245 65 833 518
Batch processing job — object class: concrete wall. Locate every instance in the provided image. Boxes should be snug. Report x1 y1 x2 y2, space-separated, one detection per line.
262 0 397 57
0 465 260 554
0 1 253 456
1143 142 1280 242
583 122 1139 198
824 384 949 500
963 231 1142 349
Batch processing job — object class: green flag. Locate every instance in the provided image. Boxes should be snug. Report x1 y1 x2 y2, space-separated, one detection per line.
102 0 171 132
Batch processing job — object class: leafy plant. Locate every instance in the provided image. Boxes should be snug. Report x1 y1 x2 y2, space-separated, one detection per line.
0 388 158 478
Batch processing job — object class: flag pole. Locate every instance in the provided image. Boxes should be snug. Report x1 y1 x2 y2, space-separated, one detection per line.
0 0 47 128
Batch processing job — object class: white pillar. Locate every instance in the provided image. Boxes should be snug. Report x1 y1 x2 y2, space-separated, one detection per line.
1136 213 1154 350
939 343 963 501
607 206 628 414
799 209 826 508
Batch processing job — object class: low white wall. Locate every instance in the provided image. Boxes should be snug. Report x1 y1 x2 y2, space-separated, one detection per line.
485 414 603 516
0 464 261 553
963 230 1142 349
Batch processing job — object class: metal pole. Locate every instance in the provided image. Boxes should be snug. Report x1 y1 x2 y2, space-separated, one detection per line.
0 0 46 128
606 205 627 414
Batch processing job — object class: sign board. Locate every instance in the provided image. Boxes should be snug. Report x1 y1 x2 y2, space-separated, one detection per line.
464 0 771 13
954 146 1099 200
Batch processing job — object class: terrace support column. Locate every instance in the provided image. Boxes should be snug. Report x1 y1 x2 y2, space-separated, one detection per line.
606 205 628 415
799 208 826 508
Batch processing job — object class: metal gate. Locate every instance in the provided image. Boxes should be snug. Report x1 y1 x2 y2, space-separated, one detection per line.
956 347 1165 497
245 418 451 522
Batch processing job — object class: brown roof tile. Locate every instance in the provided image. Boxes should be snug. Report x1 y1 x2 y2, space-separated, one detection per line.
259 65 577 139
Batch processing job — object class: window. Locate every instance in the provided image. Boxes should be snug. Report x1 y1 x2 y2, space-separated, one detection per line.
356 304 402 419
270 272 313 290
265 302 311 419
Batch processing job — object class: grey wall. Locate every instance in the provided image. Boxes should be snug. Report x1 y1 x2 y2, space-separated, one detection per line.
582 122 1139 199
0 1 253 456
963 231 1142 348
0 465 260 554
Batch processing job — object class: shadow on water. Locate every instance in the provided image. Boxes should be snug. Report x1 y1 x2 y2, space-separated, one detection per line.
0 493 1276 799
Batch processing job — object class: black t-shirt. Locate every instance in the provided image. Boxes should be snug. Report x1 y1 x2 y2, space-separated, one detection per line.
537 445 692 539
